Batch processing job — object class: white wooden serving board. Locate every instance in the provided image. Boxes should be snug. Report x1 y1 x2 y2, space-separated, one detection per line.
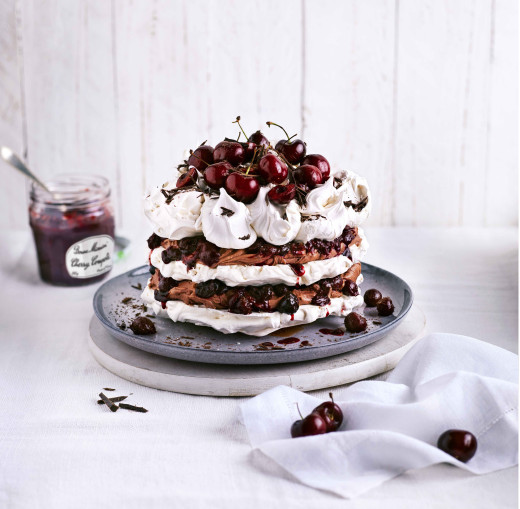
88 304 426 397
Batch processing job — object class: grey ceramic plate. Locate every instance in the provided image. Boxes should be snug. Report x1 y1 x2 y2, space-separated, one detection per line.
92 263 413 365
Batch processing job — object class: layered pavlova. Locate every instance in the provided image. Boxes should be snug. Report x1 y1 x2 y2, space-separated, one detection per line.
141 119 370 336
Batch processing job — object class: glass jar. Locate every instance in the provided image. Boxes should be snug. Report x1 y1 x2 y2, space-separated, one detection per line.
29 174 115 286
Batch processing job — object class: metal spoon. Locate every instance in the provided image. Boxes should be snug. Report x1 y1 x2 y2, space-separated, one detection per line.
1 146 51 193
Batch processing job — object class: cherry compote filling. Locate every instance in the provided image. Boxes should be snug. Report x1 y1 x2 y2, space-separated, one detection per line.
147 225 358 269
149 268 360 315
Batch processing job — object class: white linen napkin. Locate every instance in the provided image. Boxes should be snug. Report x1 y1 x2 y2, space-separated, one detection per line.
240 333 518 498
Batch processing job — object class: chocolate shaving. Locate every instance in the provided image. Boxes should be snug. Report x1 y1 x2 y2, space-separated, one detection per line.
220 207 234 217
99 393 119 412
238 234 251 240
131 283 143 291
344 196 368 212
121 297 133 304
103 388 116 391
119 403 148 413
161 187 201 205
97 395 128 405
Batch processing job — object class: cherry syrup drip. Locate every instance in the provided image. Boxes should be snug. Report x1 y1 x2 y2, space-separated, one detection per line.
277 337 300 345
161 302 167 309
290 314 295 321
290 264 305 276
319 328 345 336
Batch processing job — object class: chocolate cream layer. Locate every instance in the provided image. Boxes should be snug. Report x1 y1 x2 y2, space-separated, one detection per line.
148 263 361 315
148 225 362 269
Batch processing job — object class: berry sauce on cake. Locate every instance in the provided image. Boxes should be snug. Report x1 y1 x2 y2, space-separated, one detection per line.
141 118 371 336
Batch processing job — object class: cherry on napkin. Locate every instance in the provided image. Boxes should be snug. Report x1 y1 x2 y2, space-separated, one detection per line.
240 333 518 498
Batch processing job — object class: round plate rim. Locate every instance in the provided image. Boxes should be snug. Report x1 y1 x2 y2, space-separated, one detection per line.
92 262 414 364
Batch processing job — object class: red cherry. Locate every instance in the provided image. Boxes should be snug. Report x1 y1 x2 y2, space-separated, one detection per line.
275 139 306 164
301 412 327 436
302 154 330 181
437 430 478 462
242 142 257 162
313 393 343 432
248 130 270 148
214 141 245 166
203 162 232 189
176 167 198 188
258 154 288 184
267 184 296 205
291 420 304 438
188 144 214 171
293 164 322 189
225 173 260 203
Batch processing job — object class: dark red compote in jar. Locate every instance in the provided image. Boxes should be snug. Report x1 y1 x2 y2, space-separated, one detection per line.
29 175 115 286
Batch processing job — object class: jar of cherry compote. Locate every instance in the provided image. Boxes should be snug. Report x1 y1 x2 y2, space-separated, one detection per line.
29 174 115 286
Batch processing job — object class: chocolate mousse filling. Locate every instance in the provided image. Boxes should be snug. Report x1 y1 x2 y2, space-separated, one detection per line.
148 263 362 315
148 225 362 269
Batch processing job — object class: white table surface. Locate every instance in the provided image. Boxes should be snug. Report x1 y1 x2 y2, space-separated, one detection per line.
0 227 517 508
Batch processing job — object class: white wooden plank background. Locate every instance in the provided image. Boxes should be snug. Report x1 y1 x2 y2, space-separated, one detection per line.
0 0 517 230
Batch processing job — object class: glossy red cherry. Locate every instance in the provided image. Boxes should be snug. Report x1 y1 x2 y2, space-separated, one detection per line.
214 141 245 166
225 173 260 203
242 142 257 162
176 167 198 188
188 144 214 171
267 184 296 205
291 419 304 438
203 162 232 189
437 429 478 462
293 164 323 189
313 392 343 432
302 154 330 181
249 130 270 148
258 154 288 184
275 139 306 164
301 412 327 436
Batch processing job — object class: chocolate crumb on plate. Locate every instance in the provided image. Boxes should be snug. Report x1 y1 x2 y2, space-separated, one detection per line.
131 283 143 291
103 388 116 391
97 395 128 405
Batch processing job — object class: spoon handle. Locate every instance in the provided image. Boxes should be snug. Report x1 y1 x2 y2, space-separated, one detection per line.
1 146 51 193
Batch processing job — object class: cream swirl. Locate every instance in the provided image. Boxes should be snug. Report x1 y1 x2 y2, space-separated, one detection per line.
296 178 349 242
199 188 257 249
335 169 371 226
144 179 204 239
247 186 301 245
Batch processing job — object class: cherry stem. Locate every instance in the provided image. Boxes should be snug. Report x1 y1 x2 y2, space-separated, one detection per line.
233 116 249 140
329 392 334 404
266 121 292 140
244 146 259 175
295 402 304 420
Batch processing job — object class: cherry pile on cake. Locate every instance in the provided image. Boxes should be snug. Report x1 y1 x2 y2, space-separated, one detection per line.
141 119 371 336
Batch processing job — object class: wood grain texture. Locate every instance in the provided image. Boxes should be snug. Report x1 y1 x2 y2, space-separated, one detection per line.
0 0 517 230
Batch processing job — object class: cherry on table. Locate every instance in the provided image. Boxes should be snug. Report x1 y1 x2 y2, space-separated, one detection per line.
214 141 245 166
302 154 330 181
364 288 382 307
258 154 288 184
225 173 260 203
267 184 296 205
377 297 394 316
313 392 343 432
437 429 477 462
176 167 199 188
188 144 214 171
293 164 323 189
345 312 367 333
204 162 232 189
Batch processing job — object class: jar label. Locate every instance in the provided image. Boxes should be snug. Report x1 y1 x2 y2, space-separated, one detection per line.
65 235 114 279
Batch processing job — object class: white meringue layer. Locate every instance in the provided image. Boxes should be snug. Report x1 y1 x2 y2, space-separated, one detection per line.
141 285 364 336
